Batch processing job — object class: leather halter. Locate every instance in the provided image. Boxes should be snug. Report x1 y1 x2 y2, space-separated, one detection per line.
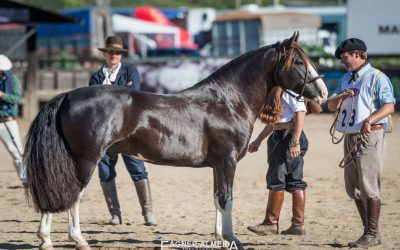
273 43 324 101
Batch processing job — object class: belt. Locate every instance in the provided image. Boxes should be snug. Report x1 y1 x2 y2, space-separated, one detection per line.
370 124 384 131
0 116 14 123
273 121 295 131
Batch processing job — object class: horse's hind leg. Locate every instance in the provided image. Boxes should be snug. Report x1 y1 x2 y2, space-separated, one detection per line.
213 158 243 250
37 213 54 250
68 190 90 250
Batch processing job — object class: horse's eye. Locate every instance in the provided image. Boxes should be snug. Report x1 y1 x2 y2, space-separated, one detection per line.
295 60 304 65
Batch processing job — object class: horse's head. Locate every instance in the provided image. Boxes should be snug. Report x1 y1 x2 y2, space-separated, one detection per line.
274 32 328 104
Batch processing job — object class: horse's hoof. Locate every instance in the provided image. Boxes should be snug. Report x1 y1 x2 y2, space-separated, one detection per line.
222 236 243 250
215 235 224 242
39 245 54 250
232 240 244 250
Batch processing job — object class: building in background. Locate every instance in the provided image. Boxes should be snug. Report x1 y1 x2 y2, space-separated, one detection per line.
212 10 321 57
277 5 345 48
37 6 113 60
0 24 26 61
347 0 400 56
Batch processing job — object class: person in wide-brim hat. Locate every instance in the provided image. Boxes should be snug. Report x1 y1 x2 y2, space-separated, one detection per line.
98 36 128 53
89 35 158 227
0 54 12 71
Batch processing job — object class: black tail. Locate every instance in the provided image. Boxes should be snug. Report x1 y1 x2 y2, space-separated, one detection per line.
25 93 82 213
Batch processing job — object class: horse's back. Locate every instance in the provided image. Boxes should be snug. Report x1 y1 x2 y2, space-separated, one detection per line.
110 90 249 167
59 85 134 160
56 85 251 169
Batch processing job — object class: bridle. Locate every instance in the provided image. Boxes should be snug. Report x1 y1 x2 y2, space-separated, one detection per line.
273 42 324 101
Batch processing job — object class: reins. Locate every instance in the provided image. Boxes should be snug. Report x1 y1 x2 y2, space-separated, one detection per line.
273 42 358 168
329 70 383 168
337 136 365 168
327 89 365 168
273 43 324 102
328 89 356 144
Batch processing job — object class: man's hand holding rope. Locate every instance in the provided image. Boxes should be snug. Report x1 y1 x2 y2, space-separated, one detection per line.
360 120 372 139
328 89 357 144
327 89 355 112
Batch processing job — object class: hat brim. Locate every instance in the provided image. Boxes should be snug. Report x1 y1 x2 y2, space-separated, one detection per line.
334 48 366 59
0 63 12 71
98 47 128 53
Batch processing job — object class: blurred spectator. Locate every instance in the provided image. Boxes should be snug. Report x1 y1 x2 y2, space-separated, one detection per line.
0 54 26 186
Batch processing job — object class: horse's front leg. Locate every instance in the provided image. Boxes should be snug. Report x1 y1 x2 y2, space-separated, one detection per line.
37 213 54 250
213 158 243 250
213 168 223 240
68 190 90 250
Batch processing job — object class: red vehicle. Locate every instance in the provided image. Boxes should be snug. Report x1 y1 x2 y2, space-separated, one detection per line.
135 6 198 49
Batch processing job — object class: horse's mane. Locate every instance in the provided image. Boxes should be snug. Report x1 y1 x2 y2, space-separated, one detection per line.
257 42 312 124
182 44 276 112
213 45 273 76
195 44 275 88
184 41 313 124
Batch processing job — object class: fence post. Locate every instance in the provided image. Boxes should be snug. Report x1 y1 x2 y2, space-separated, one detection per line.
23 25 39 120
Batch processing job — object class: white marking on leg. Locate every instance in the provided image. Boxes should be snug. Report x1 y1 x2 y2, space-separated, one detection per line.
68 190 89 249
37 213 53 250
221 198 234 239
214 197 241 248
214 198 223 241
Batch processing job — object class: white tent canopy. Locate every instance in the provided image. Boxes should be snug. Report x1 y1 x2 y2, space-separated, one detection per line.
112 14 180 47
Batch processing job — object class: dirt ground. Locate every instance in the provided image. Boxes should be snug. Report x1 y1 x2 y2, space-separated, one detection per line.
0 113 399 249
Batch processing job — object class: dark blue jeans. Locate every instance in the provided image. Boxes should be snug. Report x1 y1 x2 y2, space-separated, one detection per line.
266 130 308 192
98 153 148 182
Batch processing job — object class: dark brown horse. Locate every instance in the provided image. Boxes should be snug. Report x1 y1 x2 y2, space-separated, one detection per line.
25 33 327 250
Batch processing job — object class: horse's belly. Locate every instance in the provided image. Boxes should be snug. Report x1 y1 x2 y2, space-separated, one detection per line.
120 127 207 167
132 145 206 167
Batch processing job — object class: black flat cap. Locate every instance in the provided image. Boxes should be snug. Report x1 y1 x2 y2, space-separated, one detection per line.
335 38 367 59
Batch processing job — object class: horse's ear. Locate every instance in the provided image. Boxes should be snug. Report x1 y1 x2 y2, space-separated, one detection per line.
294 31 299 42
283 32 298 49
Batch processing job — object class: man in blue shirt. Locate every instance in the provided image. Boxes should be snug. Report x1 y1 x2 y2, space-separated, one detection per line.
328 38 395 248
89 36 157 226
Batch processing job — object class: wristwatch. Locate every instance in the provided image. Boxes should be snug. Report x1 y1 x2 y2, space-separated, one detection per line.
289 139 299 147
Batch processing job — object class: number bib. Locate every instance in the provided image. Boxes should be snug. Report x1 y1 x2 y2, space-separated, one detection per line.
336 68 390 134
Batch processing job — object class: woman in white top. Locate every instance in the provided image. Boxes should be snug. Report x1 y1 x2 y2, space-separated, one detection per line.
247 88 308 236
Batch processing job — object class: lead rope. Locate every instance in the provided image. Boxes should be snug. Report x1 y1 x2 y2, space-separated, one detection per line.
338 136 365 168
328 89 356 144
327 89 359 168
331 71 383 168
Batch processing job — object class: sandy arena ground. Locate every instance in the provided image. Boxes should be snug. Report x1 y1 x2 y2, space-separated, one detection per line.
0 113 399 249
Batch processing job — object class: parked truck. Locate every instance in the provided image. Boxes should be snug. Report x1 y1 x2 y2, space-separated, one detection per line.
211 10 321 57
36 6 112 60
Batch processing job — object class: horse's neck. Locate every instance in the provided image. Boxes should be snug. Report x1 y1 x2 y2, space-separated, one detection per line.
184 75 269 123
183 47 276 121
227 49 276 112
